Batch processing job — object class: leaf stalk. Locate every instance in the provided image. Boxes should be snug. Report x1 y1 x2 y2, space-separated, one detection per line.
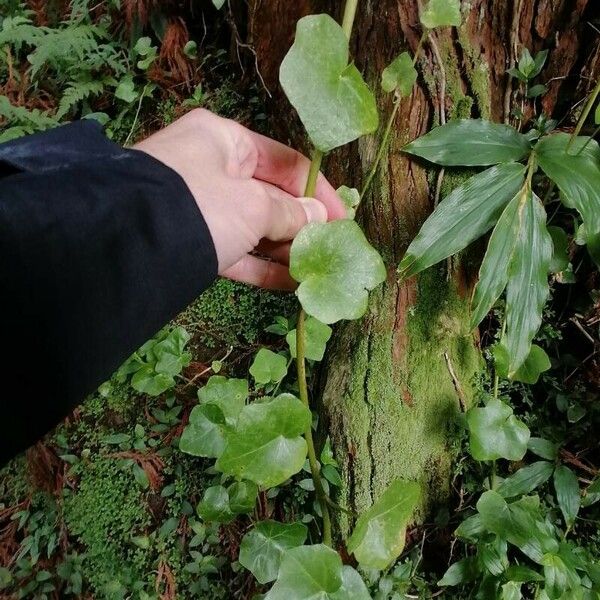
566 77 600 153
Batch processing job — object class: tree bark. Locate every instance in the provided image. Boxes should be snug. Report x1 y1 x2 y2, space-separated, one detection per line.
247 0 600 538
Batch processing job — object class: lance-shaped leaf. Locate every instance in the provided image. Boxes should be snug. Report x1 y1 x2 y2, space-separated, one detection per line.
279 14 378 153
466 399 530 462
250 348 288 385
470 190 523 328
381 52 417 96
347 479 420 570
420 0 462 29
290 220 386 324
553 466 580 529
265 545 370 600
497 461 555 499
504 191 552 375
216 394 310 488
399 163 526 278
239 521 307 584
535 133 600 267
286 316 332 361
403 120 531 166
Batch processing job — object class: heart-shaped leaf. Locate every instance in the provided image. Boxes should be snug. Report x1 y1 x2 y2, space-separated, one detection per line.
286 316 332 361
337 185 360 219
264 545 370 600
198 375 248 419
347 479 420 570
249 349 288 385
420 0 462 29
290 220 386 324
279 14 378 153
239 521 308 584
197 485 234 523
227 480 259 514
216 394 310 488
466 399 530 462
493 343 551 385
403 120 531 166
381 52 417 96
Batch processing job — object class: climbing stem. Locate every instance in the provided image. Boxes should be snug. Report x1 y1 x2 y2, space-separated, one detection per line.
296 309 332 546
341 0 359 40
567 77 600 152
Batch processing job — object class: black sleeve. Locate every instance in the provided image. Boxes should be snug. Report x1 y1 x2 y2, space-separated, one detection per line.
0 121 218 465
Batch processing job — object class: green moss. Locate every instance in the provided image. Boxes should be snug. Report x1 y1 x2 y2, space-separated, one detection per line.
457 26 492 119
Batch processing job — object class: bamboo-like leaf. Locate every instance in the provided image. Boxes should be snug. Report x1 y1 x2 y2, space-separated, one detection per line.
504 191 552 375
399 163 526 279
553 466 580 529
403 120 531 166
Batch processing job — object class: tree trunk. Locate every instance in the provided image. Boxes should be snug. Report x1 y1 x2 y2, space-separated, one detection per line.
246 0 600 537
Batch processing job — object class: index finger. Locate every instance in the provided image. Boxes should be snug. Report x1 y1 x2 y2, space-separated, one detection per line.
248 130 346 220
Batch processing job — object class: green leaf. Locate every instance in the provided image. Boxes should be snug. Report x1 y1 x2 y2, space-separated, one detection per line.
535 133 600 267
548 226 570 274
553 466 580 529
197 486 233 523
497 461 555 499
115 76 138 103
279 14 378 153
527 84 547 99
403 120 531 166
131 367 174 396
249 349 288 385
518 49 536 78
420 0 462 29
582 477 600 508
228 480 258 514
595 103 600 126
532 50 549 78
466 399 530 462
470 190 523 328
212 0 226 7
504 191 552 375
502 581 522 600
504 565 545 582
494 343 551 384
476 491 558 563
239 521 307 584
480 537 509 576
542 553 581 599
337 185 360 219
455 514 486 540
438 557 479 586
290 220 386 324
216 394 311 488
264 545 370 600
198 375 248 420
399 163 526 278
286 316 332 361
347 479 420 570
153 326 191 376
381 52 417 96
528 437 558 461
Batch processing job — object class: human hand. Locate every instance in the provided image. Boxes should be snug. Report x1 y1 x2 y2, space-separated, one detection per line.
134 109 345 290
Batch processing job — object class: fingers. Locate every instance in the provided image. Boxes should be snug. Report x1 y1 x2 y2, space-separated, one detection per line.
256 240 291 266
222 255 297 291
248 130 347 220
258 181 327 242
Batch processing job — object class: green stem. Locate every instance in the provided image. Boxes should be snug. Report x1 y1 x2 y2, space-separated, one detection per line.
567 77 600 153
577 123 600 155
296 309 332 546
341 0 359 40
305 149 324 197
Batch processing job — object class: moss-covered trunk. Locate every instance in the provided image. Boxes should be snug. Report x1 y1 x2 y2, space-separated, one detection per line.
247 0 600 537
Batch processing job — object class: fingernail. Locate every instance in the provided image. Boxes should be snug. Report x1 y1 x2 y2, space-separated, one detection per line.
300 198 328 224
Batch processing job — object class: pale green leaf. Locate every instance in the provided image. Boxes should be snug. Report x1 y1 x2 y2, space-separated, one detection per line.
553 466 580 528
115 76 138 103
228 480 258 514
504 565 545 582
528 437 558 461
286 316 332 361
279 14 378 153
337 185 360 219
131 367 174 396
403 120 531 166
504 191 552 375
381 52 417 96
290 220 386 324
249 349 288 385
542 553 581 599
466 399 530 462
535 133 600 267
198 375 248 420
480 536 509 576
212 0 226 8
239 521 307 584
502 581 522 600
179 404 229 458
399 163 526 278
497 461 555 499
197 485 234 523
420 0 462 29
438 557 479 586
216 394 310 488
494 343 551 384
347 479 420 570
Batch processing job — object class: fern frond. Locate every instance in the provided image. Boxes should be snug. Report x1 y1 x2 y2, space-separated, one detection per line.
0 16 47 53
56 78 106 119
0 95 58 139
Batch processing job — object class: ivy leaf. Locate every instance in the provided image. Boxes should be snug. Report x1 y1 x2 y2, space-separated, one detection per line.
381 52 417 96
290 220 386 324
239 521 307 584
536 133 600 267
497 461 555 499
153 326 191 376
286 317 332 361
553 466 580 529
198 376 248 420
403 120 531 166
466 399 530 462
420 0 462 29
399 163 526 279
131 367 174 396
337 185 360 219
197 486 234 523
347 479 420 570
493 343 551 385
216 394 311 488
228 481 258 514
179 404 230 458
249 349 288 385
438 557 479 586
264 545 370 600
504 191 552 375
279 14 378 153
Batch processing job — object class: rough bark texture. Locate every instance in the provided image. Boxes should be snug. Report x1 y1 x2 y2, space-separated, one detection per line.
246 0 600 537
